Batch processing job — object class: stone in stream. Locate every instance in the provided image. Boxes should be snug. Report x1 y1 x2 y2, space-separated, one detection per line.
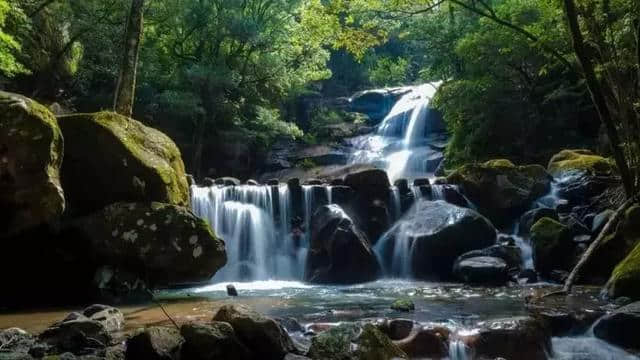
530 217 574 275
605 239 640 300
226 284 238 296
125 326 183 360
456 244 523 270
390 299 415 312
69 202 227 287
519 207 559 235
593 301 640 351
453 256 509 285
446 159 551 227
57 112 190 217
305 204 380 284
0 91 65 238
82 304 125 333
212 304 296 360
393 200 497 279
180 322 252 360
39 314 111 354
392 325 450 359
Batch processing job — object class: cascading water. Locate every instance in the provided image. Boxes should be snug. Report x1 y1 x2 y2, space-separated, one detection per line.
349 82 444 182
191 185 313 282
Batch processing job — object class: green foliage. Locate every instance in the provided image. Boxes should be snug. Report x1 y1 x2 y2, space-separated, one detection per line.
369 57 409 87
298 158 317 170
0 0 27 77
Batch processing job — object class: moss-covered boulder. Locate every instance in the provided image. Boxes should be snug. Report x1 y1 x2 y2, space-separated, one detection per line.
71 202 226 286
390 298 415 312
57 112 189 216
356 324 408 360
0 91 64 237
446 159 551 226
547 149 616 177
307 323 407 360
605 242 640 300
530 217 574 275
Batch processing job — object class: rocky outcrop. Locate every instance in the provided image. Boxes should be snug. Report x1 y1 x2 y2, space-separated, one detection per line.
212 305 296 360
399 200 497 279
305 205 380 284
349 88 409 123
57 112 189 216
70 202 227 286
547 149 616 177
593 301 640 351
453 256 509 285
530 217 574 275
446 159 551 227
0 91 65 237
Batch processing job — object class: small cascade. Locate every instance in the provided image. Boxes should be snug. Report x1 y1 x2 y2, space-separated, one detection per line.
448 339 471 360
389 186 402 221
191 184 322 282
326 186 333 204
431 184 446 200
375 222 413 278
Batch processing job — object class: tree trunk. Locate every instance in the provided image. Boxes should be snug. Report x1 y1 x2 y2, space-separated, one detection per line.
562 0 635 198
113 0 145 118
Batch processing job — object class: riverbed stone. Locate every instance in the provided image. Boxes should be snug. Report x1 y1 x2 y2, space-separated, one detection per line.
456 244 522 270
356 323 408 360
39 316 111 354
57 112 189 216
212 304 296 360
465 317 551 360
453 256 509 285
391 299 415 312
180 322 252 360
125 327 183 360
530 217 574 275
70 202 226 286
82 305 125 333
307 323 360 360
519 208 558 235
400 200 497 279
593 301 640 351
0 91 65 238
604 240 640 300
393 325 450 359
305 205 380 284
446 159 551 226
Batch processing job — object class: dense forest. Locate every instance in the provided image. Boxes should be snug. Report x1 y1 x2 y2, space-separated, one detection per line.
2 0 637 182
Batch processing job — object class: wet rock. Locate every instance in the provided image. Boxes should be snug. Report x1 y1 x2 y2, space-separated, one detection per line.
57 112 189 216
391 299 415 312
82 305 124 333
92 265 152 304
330 178 345 186
186 174 195 186
0 91 64 238
226 284 238 297
246 179 259 185
530 217 574 275
344 168 390 189
377 319 415 340
393 325 450 359
394 179 409 193
125 327 183 360
202 177 215 187
215 177 241 186
466 317 551 360
519 208 558 235
285 354 311 360
593 301 640 351
453 256 509 285
213 304 295 360
456 244 522 270
294 145 348 166
356 323 408 360
70 202 227 287
0 328 36 356
413 178 430 187
564 215 591 236
547 149 616 177
446 159 551 226
307 323 360 360
180 322 252 360
305 205 380 284
39 315 111 354
518 269 538 284
592 209 614 234
304 178 323 185
350 88 407 123
434 185 469 208
536 310 603 337
604 240 640 300
267 179 280 186
275 317 304 333
398 200 497 279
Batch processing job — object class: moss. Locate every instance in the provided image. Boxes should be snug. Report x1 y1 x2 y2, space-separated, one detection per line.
547 149 616 176
357 324 408 360
484 159 515 168
530 217 573 274
307 323 360 360
606 241 640 300
391 298 415 312
57 112 189 215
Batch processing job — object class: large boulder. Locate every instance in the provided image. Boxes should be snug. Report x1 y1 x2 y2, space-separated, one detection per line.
212 305 296 360
180 322 252 360
305 205 380 284
464 317 551 360
547 149 616 177
530 217 574 275
0 92 64 237
605 241 640 300
519 208 559 236
307 323 407 360
593 301 640 351
446 159 551 226
70 202 226 286
39 314 111 354
453 256 509 285
57 112 189 216
125 326 183 360
455 244 523 270
396 200 497 279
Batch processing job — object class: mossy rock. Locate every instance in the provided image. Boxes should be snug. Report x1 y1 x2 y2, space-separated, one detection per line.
446 160 551 226
530 217 574 275
547 149 616 177
57 112 189 216
71 202 227 286
605 241 640 300
307 323 361 360
356 324 408 360
391 298 415 312
0 92 65 237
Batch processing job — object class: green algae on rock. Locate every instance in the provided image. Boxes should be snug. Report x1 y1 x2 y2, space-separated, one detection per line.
57 111 189 216
0 91 65 237
71 202 226 286
547 149 616 177
530 217 574 275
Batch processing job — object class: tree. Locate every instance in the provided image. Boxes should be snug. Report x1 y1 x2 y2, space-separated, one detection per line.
113 0 145 118
0 0 28 78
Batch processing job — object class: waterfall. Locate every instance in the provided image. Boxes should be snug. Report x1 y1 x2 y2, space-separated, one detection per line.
191 184 315 282
349 82 443 182
448 339 471 360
